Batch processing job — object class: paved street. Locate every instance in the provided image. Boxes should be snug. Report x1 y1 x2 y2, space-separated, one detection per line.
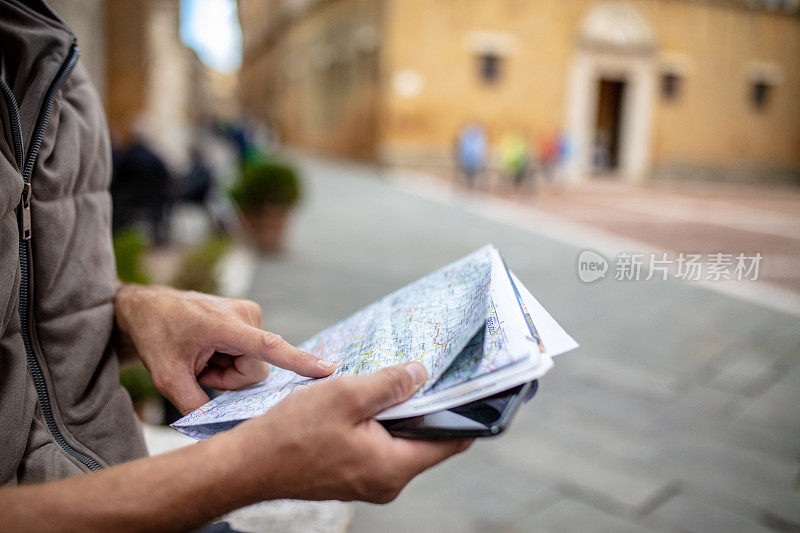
248 154 800 532
423 168 800 300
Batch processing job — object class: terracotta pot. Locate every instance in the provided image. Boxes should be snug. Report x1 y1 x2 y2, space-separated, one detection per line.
239 205 292 253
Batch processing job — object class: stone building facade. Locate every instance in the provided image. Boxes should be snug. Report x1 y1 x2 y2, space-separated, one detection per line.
49 0 237 172
238 0 800 184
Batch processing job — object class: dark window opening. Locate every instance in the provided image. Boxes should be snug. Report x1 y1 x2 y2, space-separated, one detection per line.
750 80 772 110
478 53 502 85
661 72 681 101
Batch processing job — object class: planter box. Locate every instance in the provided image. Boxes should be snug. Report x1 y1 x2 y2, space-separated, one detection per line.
239 205 292 253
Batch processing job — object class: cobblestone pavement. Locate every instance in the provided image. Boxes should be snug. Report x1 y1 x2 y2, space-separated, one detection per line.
247 155 800 533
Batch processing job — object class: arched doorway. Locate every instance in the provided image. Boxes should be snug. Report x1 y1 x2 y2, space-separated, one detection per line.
563 4 657 183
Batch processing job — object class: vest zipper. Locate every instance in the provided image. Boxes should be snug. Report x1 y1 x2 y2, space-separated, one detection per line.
3 44 102 472
0 80 24 169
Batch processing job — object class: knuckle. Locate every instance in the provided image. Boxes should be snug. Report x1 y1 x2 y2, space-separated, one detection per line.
206 307 230 324
297 351 318 366
237 299 262 319
233 300 250 315
250 304 263 324
246 300 262 315
151 374 165 391
260 331 284 351
151 369 174 392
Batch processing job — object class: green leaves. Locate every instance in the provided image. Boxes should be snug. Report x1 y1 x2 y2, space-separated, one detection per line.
113 228 150 285
229 160 301 210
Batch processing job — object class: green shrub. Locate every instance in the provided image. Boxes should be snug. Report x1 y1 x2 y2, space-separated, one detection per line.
113 228 150 285
229 160 301 210
119 364 160 403
171 237 232 294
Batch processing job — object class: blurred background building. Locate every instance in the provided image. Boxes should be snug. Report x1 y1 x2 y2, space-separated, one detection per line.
48 0 239 172
238 0 800 184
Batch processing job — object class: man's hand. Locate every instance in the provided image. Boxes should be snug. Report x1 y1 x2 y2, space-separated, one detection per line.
114 284 336 414
223 362 472 503
0 362 471 531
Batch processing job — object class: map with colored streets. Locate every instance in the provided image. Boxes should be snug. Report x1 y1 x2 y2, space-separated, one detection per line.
173 245 577 439
300 244 493 391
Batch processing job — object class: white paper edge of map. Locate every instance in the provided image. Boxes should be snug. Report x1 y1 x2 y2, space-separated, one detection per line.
509 271 579 357
375 353 554 419
376 270 577 419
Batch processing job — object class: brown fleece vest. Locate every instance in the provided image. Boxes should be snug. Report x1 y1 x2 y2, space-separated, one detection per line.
0 0 147 484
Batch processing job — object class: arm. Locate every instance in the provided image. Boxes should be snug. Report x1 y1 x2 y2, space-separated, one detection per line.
0 364 471 532
1 431 245 532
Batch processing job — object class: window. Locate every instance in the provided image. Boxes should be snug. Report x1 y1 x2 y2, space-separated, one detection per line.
661 72 681 101
750 79 773 110
477 53 502 85
745 62 782 111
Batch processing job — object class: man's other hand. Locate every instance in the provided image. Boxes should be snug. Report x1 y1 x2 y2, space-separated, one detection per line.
0 363 471 531
114 284 336 414
223 362 473 503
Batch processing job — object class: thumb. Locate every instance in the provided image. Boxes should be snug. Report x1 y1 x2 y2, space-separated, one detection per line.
217 323 336 378
158 368 211 416
344 362 428 418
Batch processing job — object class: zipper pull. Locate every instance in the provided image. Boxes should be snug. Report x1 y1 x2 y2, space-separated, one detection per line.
20 182 32 240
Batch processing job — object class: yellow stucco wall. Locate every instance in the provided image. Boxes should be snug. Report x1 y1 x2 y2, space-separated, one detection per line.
240 0 383 158
380 0 580 164
239 0 800 181
645 1 800 173
380 0 800 178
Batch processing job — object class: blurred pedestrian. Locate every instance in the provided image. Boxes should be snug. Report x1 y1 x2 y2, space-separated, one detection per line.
111 134 172 245
218 117 260 168
180 146 214 205
500 133 531 191
456 123 487 189
538 133 559 186
176 146 229 234
555 133 572 186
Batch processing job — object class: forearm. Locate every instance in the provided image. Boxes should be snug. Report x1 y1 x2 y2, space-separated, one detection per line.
0 431 263 533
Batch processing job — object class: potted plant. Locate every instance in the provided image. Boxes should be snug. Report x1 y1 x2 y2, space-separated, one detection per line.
171 237 231 294
229 159 301 253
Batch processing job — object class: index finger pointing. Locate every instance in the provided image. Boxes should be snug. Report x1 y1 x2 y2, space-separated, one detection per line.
216 323 336 378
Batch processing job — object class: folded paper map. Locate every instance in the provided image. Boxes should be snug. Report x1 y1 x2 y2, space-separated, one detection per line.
173 245 577 439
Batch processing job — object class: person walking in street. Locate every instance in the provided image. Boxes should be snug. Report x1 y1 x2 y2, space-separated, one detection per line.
456 123 488 189
500 132 531 191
